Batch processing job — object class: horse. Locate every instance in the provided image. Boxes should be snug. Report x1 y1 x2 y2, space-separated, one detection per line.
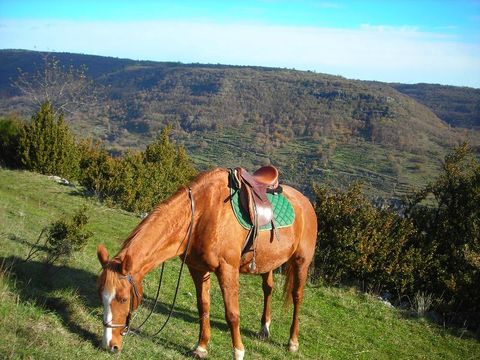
96 167 317 359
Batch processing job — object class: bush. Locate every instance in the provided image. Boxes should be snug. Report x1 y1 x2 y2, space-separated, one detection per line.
313 143 480 326
3 101 196 214
78 126 196 213
19 102 79 179
406 143 480 316
26 205 92 265
78 139 117 198
0 116 23 168
313 183 423 295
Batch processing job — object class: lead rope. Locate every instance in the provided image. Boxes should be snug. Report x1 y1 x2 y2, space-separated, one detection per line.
129 187 195 337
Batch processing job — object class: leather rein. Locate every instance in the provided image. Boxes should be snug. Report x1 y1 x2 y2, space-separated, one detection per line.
102 187 196 337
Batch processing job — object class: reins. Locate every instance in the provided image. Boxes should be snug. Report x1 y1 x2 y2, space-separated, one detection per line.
142 186 196 337
104 187 195 338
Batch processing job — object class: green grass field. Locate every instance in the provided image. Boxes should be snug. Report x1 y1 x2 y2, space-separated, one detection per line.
0 168 478 359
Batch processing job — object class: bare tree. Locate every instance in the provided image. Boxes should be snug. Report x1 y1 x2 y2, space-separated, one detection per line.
12 54 100 116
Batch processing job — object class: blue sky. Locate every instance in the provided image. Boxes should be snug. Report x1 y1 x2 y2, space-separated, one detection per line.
1 0 479 87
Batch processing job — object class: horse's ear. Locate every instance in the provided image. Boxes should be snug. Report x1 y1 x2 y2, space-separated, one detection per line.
97 244 109 267
121 254 133 275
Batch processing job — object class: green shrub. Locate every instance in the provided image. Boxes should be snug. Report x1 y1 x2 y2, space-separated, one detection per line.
26 205 92 265
78 139 117 198
78 126 196 213
313 143 480 325
19 102 79 179
0 116 23 168
12 100 196 214
313 183 423 295
406 143 480 315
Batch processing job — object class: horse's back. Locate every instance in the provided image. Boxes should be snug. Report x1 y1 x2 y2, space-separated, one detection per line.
190 168 317 273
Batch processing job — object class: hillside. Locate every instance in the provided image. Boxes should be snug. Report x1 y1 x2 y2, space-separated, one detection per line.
1 49 479 198
1 168 479 359
391 83 480 129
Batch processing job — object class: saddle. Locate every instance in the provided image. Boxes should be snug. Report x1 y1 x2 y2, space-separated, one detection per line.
235 166 279 227
231 165 281 271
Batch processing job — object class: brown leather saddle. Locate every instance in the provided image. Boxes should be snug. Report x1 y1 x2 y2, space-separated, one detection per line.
230 165 281 271
235 166 279 227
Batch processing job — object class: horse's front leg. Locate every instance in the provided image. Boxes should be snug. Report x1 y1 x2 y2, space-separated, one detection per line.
216 264 244 360
188 266 211 359
258 270 273 339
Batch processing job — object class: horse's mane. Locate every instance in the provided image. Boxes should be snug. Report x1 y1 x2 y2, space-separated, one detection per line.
120 168 226 250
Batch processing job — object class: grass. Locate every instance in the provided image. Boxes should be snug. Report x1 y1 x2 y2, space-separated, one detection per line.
1 168 479 359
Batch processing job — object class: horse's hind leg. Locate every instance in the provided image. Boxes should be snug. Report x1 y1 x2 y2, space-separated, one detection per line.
188 266 211 359
286 255 310 352
258 270 273 339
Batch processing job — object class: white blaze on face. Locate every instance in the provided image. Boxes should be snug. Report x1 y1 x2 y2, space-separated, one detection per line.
101 289 115 349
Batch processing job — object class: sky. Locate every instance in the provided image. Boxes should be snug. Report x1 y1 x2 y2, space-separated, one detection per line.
1 0 479 87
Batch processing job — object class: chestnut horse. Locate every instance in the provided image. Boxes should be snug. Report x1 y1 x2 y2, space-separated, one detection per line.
96 168 317 359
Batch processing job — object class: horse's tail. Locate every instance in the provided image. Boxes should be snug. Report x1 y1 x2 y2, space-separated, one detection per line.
282 260 294 308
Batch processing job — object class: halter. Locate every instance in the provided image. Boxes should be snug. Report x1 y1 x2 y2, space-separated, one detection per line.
102 273 141 335
102 187 195 337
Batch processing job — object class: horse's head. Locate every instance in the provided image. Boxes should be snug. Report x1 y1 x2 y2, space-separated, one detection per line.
96 244 143 352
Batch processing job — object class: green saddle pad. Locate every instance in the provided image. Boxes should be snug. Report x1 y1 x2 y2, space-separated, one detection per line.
230 188 295 231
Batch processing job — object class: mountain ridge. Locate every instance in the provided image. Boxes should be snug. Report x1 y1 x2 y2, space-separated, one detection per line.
0 49 478 198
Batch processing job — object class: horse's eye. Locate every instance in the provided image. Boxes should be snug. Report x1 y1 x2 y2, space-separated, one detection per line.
118 297 127 304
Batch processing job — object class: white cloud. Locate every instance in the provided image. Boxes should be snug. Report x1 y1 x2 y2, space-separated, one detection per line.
0 19 479 87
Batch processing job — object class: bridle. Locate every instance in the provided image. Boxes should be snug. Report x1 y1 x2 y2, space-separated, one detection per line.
102 187 195 337
102 273 141 335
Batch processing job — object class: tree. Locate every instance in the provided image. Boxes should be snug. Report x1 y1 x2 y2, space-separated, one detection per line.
78 125 197 213
0 115 23 168
406 143 480 314
12 54 99 116
19 102 79 179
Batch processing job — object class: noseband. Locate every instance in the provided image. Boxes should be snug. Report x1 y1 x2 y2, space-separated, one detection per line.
102 273 141 336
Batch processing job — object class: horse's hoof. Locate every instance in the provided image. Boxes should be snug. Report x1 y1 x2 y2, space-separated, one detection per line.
257 321 270 340
257 329 270 340
257 327 269 340
188 347 208 359
288 340 299 352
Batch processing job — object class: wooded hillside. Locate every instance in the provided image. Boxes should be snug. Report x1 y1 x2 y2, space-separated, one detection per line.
1 49 478 197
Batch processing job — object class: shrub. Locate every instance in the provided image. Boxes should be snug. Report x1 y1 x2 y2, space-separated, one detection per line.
78 126 196 213
78 139 117 198
406 143 480 316
9 100 196 214
26 205 92 265
19 102 79 179
0 116 23 168
313 183 423 296
313 143 480 326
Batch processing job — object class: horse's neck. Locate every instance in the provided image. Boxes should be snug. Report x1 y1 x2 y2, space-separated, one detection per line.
117 188 192 278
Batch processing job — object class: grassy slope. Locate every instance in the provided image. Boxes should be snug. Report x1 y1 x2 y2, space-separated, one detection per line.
184 124 443 198
0 168 478 359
